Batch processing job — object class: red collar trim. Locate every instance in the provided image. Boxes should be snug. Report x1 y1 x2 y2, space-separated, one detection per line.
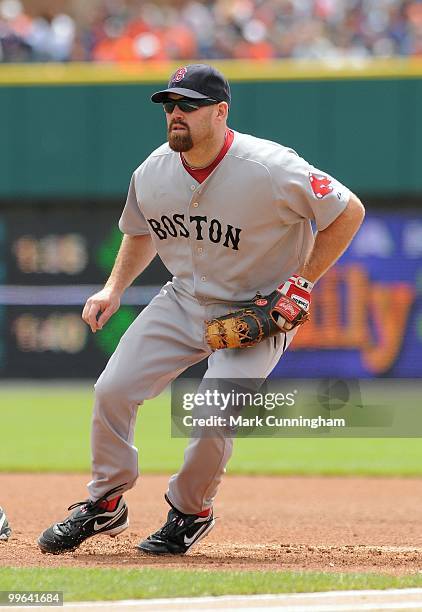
181 129 234 184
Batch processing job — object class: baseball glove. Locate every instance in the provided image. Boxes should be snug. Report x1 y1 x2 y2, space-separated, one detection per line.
205 275 312 350
0 507 11 541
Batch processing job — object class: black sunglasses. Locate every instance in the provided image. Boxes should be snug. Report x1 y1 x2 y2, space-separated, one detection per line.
162 98 218 113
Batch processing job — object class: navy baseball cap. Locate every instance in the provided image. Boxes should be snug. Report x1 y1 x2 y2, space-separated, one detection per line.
151 64 231 105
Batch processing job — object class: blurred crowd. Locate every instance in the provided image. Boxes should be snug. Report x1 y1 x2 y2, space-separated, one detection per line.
1 0 422 62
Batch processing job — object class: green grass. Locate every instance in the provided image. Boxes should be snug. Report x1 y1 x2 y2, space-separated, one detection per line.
0 384 422 475
1 567 422 601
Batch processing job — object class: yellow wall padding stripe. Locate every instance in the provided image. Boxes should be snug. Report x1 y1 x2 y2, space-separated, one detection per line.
1 58 422 86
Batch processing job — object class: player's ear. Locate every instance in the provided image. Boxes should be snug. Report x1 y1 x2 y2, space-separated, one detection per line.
216 102 229 121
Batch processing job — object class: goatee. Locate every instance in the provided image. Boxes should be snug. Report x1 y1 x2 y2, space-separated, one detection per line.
168 130 194 152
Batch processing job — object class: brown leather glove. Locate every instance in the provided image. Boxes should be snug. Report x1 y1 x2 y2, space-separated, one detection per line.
205 276 312 350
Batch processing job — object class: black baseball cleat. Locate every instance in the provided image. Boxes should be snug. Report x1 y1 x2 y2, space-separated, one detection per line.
0 507 12 541
37 485 129 554
138 498 215 555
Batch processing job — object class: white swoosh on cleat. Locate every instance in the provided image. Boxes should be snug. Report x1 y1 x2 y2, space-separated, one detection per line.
93 517 120 532
92 507 125 532
184 523 210 547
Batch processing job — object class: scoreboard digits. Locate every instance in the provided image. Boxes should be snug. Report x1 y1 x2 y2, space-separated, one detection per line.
0 205 169 378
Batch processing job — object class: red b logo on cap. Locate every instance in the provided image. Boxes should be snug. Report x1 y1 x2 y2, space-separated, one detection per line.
172 67 187 83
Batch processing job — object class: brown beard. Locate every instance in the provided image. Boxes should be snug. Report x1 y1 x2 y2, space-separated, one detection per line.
168 125 194 152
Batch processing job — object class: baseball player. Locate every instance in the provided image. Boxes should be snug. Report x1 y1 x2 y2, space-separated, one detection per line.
38 64 364 555
0 507 11 541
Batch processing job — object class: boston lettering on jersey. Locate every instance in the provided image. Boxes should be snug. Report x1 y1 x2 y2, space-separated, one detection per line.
147 214 242 251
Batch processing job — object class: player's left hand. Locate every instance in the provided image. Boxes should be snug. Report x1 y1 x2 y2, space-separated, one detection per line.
277 274 313 313
205 274 313 351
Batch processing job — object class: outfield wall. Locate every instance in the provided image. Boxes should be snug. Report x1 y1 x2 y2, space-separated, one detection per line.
1 59 422 198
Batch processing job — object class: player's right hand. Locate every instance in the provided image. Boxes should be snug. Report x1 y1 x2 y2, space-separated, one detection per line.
82 286 121 333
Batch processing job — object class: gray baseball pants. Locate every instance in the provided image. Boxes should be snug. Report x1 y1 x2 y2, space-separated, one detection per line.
88 282 295 514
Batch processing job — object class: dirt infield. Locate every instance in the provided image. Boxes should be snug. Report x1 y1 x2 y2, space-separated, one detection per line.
1 473 422 574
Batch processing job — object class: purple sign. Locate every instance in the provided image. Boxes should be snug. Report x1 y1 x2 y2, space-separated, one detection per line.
273 213 422 378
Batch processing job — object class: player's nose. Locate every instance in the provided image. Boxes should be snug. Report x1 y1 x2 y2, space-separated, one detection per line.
169 110 188 129
170 105 186 118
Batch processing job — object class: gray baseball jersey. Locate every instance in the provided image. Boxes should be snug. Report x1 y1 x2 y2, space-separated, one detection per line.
89 130 351 515
119 130 350 302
